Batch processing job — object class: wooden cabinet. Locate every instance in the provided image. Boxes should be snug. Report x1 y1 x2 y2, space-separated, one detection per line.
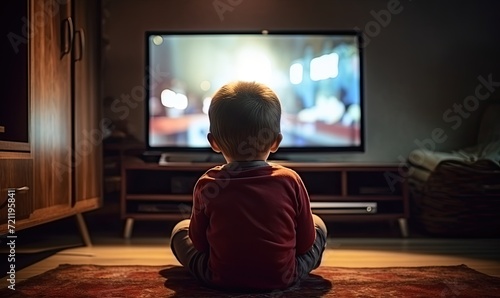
0 0 101 236
121 160 409 238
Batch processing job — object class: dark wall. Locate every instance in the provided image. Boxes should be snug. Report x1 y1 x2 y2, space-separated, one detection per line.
101 0 500 162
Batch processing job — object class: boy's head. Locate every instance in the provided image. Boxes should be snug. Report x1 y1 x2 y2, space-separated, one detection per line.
208 81 283 162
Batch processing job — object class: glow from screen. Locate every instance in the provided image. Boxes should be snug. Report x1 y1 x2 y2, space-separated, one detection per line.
146 32 363 152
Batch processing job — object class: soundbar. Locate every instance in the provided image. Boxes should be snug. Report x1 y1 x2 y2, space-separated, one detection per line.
158 152 225 165
310 202 377 214
136 202 377 215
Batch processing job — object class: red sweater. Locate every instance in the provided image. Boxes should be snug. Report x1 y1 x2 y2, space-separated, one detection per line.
189 161 316 290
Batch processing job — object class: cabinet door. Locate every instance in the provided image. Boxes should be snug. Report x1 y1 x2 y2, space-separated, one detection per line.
72 0 102 209
31 0 73 211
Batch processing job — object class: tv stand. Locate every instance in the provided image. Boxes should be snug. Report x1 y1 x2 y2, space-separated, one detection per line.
121 160 409 238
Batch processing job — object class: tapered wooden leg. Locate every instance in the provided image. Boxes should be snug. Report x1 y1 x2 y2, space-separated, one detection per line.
124 218 134 239
398 218 409 238
76 213 92 247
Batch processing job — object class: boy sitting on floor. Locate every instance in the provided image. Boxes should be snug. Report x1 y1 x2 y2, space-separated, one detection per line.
170 81 327 291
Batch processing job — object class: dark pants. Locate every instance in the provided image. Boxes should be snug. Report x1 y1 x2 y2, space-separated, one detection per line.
170 214 328 287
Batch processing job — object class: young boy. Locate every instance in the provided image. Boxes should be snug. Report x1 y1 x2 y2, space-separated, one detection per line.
170 81 327 291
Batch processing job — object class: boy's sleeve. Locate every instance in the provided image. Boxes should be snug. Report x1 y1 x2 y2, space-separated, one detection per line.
294 176 316 255
188 179 210 253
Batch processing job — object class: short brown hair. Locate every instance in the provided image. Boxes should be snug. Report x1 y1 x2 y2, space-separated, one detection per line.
208 81 281 160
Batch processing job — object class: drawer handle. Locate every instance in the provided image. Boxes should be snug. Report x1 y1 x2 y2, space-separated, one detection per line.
0 186 29 192
15 186 30 192
0 186 29 209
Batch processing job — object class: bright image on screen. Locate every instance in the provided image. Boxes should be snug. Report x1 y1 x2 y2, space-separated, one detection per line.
147 33 362 150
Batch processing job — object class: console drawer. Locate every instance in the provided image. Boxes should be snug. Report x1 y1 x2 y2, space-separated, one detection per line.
0 159 33 227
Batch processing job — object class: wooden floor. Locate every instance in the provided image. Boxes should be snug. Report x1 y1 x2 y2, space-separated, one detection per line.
1 210 500 289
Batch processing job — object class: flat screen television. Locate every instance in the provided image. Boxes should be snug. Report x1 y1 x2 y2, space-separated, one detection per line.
145 30 364 160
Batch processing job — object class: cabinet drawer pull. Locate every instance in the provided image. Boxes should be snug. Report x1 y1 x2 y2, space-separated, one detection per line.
0 186 30 193
0 186 29 209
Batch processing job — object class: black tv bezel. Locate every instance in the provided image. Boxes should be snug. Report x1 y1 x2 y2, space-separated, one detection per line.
144 29 365 155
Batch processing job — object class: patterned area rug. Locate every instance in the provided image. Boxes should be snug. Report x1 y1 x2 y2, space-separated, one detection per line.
2 264 500 297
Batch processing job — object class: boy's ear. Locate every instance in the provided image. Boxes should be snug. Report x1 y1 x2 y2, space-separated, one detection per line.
207 133 221 153
269 133 283 153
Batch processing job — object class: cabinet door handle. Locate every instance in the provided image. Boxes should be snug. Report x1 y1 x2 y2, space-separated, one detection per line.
74 28 86 62
61 17 74 57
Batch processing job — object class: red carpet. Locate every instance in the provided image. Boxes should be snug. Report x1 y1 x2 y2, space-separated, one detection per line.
2 264 500 297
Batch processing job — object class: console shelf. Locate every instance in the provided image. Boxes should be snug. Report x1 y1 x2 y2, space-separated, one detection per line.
121 159 409 238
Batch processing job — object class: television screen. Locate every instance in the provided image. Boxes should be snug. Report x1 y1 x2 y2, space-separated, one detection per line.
146 31 364 154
